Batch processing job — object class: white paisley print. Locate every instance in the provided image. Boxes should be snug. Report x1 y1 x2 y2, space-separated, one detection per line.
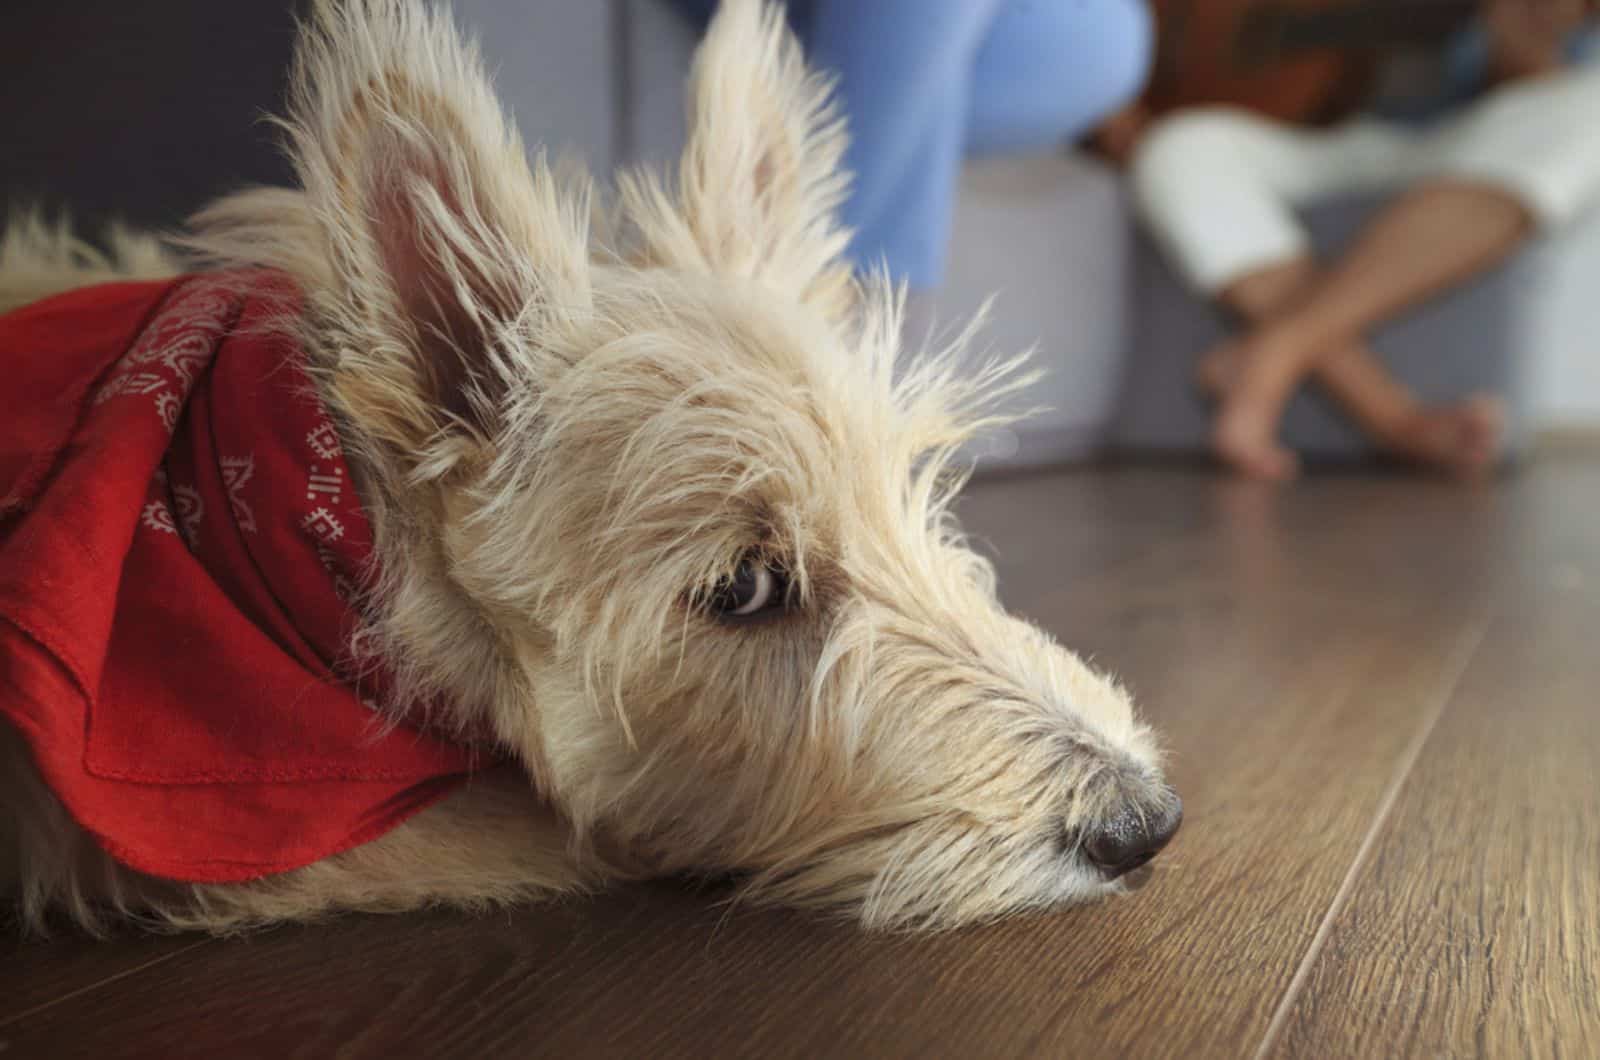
141 500 178 535
171 483 205 546
92 279 238 434
220 455 258 534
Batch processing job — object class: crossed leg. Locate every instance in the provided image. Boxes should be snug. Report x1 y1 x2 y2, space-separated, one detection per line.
1200 180 1530 479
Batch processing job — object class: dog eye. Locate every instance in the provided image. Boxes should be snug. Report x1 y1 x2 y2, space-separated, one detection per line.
709 557 788 618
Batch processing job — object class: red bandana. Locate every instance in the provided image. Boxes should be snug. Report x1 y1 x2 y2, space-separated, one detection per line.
0 272 485 884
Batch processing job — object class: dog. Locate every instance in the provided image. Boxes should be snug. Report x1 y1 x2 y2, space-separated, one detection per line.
0 0 1179 936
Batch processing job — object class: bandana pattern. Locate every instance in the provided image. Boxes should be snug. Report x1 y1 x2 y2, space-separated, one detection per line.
0 273 481 884
92 278 238 426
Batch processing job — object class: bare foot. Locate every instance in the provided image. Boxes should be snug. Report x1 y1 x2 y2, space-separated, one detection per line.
1211 398 1303 481
1196 340 1302 482
1377 394 1505 477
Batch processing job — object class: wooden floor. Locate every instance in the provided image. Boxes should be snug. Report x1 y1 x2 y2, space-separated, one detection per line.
6 458 1599 1059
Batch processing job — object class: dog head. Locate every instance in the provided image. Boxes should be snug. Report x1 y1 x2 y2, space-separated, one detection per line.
197 0 1178 929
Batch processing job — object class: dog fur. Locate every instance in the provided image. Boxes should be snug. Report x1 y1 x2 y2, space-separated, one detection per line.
1 0 1175 935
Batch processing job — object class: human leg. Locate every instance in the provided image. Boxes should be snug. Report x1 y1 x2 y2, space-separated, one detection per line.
1200 65 1600 477
965 0 1153 157
1206 181 1529 478
804 0 1155 288
1130 109 1422 477
1130 108 1407 296
1130 107 1529 478
801 0 1008 289
1208 260 1504 479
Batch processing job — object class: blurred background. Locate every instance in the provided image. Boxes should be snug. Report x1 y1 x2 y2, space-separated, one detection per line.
3 0 1597 478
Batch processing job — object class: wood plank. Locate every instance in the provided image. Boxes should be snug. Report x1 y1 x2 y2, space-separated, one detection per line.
1266 462 1600 1058
2 468 1501 1058
974 503 1493 1057
962 469 1513 616
0 935 211 1032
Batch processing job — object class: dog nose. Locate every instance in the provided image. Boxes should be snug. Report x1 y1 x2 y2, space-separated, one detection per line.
1084 792 1182 879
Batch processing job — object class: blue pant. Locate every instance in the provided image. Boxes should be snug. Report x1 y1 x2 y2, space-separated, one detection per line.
666 0 1153 288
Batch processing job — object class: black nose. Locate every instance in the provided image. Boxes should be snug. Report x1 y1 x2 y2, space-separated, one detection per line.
1083 792 1183 879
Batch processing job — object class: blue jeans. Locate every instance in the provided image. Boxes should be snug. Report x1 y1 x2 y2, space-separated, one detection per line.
665 0 1152 288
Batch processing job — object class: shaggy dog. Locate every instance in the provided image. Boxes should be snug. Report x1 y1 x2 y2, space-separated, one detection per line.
0 0 1179 935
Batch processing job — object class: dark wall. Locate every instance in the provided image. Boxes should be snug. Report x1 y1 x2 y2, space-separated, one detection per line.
0 1 301 235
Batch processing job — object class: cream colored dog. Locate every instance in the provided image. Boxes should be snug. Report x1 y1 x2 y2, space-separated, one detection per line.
0 0 1178 934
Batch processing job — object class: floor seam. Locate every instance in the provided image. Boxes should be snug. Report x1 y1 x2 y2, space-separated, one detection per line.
1250 613 1493 1060
0 938 215 1031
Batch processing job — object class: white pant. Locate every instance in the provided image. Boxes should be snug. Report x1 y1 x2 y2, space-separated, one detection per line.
1130 66 1600 294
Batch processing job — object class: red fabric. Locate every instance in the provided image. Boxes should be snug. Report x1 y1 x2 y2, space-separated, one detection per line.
0 271 484 883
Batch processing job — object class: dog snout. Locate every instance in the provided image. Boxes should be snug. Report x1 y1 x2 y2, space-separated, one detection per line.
1083 788 1182 879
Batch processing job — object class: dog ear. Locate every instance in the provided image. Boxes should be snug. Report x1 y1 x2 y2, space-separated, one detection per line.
286 0 594 457
624 0 856 323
